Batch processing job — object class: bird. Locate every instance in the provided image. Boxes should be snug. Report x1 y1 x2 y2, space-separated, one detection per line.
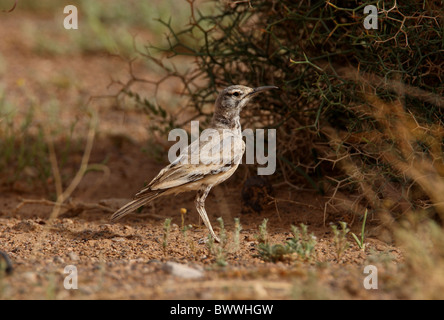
110 85 278 242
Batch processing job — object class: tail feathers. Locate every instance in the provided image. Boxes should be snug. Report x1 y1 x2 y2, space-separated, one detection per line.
110 191 161 222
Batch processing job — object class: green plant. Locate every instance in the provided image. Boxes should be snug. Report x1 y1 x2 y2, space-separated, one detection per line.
216 217 227 248
256 243 292 263
255 218 288 262
256 218 269 244
0 93 50 187
331 222 350 260
179 208 194 252
287 224 317 260
181 223 192 239
0 88 90 196
232 218 242 252
23 0 198 56
351 209 368 250
162 218 172 254
205 218 225 266
206 233 227 267
255 223 317 263
212 217 228 266
205 218 244 266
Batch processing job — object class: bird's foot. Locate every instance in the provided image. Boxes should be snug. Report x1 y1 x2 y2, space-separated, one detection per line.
198 235 221 245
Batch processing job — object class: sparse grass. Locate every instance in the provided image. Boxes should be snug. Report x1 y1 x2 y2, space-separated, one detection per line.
216 217 228 248
0 84 94 196
256 223 317 263
162 218 172 254
256 218 269 244
179 207 194 252
20 0 205 56
205 218 246 267
287 224 317 261
206 217 228 267
232 218 242 253
351 209 368 250
0 92 50 187
205 233 226 267
331 222 350 261
256 243 292 263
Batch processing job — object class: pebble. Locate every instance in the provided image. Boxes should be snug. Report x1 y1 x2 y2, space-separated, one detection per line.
163 261 204 279
68 251 80 261
53 256 65 264
22 271 38 283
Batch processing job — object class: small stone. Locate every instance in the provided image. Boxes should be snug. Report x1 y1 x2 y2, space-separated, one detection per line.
23 272 37 283
129 258 144 264
53 256 65 264
163 262 204 279
375 244 386 251
68 251 80 261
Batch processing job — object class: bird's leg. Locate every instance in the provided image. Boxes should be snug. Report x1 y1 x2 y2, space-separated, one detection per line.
195 185 220 243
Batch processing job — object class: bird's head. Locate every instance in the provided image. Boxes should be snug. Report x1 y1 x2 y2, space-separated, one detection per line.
215 85 278 110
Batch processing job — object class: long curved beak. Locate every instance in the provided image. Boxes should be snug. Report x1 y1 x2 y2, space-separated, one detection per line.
249 85 279 96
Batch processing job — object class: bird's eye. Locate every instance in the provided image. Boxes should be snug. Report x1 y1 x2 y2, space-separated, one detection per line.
232 92 240 97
